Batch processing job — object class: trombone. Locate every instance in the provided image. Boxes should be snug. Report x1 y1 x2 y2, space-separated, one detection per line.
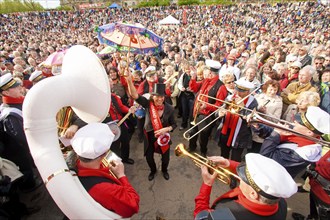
197 94 295 126
183 104 222 140
192 94 330 147
175 143 240 185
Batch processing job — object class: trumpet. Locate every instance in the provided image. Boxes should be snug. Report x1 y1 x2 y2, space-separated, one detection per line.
174 143 240 185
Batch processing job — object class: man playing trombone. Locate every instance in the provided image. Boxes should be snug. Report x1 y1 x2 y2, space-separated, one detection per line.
188 60 223 157
194 153 297 220
251 106 330 178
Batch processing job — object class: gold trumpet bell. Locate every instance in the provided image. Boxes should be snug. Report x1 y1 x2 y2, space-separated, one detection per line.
174 143 238 185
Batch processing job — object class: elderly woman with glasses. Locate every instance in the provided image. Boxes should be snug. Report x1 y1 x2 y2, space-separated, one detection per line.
250 80 283 154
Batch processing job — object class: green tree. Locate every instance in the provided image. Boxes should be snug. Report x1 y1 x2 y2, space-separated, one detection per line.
0 0 44 14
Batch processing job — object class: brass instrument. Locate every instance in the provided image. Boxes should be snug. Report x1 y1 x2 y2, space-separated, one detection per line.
250 113 330 147
189 94 330 147
175 143 240 185
164 71 179 84
101 150 120 179
197 94 293 125
190 101 201 126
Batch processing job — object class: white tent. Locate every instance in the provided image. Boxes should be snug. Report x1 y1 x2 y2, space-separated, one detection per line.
158 15 180 25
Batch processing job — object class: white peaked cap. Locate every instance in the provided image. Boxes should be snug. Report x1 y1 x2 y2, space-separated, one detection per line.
71 123 115 159
237 153 297 199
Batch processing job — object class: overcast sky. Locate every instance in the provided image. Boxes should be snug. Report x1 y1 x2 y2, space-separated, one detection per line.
34 0 60 9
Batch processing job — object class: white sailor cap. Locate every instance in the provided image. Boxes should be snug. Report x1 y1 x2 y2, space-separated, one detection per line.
286 55 298 63
234 78 255 92
145 66 157 77
71 123 115 160
0 73 21 92
237 153 297 199
29 70 44 83
290 61 302 69
205 59 221 72
294 106 330 135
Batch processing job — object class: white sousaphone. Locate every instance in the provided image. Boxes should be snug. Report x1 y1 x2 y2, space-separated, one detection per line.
23 45 127 219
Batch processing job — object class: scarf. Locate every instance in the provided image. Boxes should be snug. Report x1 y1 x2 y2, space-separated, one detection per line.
2 96 24 104
213 187 279 216
221 97 248 146
149 102 169 154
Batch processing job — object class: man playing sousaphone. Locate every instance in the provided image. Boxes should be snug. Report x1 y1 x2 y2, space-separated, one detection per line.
70 122 140 218
125 71 177 181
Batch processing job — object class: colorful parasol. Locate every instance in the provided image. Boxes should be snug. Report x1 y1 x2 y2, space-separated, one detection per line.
42 49 68 67
97 45 137 55
95 22 163 54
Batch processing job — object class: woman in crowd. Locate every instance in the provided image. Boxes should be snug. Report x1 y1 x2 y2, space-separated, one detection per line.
258 63 278 84
282 91 320 123
125 71 177 181
250 80 283 153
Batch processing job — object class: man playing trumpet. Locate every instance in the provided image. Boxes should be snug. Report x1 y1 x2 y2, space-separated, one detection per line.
194 153 297 220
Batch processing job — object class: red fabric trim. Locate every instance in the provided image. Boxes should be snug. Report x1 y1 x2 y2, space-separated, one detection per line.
213 188 279 216
2 96 24 104
150 102 169 154
280 135 316 147
77 162 121 185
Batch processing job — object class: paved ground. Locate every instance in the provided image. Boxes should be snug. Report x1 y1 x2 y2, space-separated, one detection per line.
23 115 310 220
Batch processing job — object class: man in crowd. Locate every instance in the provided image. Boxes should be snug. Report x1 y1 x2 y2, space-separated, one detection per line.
194 153 297 219
281 65 318 112
298 46 312 68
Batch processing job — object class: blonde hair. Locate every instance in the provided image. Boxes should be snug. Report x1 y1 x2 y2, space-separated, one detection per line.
296 91 320 107
222 73 235 84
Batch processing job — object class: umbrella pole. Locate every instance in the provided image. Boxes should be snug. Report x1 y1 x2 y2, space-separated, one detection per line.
125 38 132 77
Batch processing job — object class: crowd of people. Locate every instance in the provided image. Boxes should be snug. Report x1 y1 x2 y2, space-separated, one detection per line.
0 1 330 219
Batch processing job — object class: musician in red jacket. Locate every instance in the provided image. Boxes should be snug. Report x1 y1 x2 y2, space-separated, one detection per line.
194 153 297 220
108 93 136 165
306 150 330 220
188 60 224 157
71 123 140 218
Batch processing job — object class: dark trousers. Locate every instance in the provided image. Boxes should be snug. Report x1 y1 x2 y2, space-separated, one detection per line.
218 129 244 162
309 190 330 220
145 132 170 173
180 92 194 128
137 117 145 140
177 95 182 117
188 114 216 155
110 123 130 160
248 141 262 154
